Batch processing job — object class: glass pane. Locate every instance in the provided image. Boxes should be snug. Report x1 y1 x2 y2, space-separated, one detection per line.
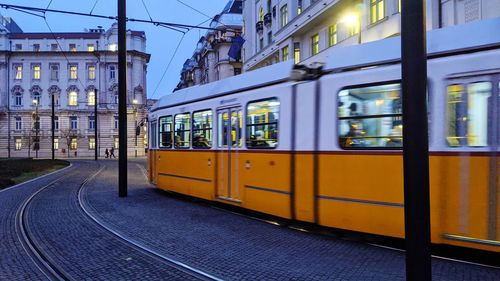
467 82 491 146
231 110 242 147
447 84 466 146
218 112 229 148
246 99 279 148
338 83 402 149
159 116 172 148
193 110 212 148
174 114 190 148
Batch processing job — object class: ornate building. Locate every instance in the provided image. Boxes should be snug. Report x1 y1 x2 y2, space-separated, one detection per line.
242 0 500 71
0 20 150 158
175 0 243 91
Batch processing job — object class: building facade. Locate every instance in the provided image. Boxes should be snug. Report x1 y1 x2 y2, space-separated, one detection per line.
0 21 150 158
242 0 500 71
175 0 243 91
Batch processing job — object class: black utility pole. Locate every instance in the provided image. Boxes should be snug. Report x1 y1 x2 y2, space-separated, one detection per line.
401 1 432 280
118 0 128 197
51 93 55 160
94 89 98 161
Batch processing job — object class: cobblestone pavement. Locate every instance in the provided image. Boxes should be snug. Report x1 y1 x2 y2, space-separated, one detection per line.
82 159 500 281
1 160 202 281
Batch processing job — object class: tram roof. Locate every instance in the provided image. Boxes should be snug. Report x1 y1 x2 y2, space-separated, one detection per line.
324 17 500 71
152 60 294 111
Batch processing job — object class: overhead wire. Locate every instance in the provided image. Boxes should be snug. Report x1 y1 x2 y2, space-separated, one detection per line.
89 0 99 15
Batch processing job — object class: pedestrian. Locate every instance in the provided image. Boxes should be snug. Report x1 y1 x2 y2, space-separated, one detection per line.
105 148 109 158
110 147 116 158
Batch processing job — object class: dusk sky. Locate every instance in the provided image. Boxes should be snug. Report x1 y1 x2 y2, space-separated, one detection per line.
0 0 230 99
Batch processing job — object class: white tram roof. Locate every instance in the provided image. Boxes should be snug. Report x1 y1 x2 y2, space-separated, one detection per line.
324 17 500 71
152 60 294 110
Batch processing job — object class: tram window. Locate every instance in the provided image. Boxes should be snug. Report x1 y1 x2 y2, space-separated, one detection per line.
150 121 157 148
174 113 191 148
159 115 173 148
338 83 402 149
192 110 212 148
218 111 229 148
447 82 492 147
246 98 279 148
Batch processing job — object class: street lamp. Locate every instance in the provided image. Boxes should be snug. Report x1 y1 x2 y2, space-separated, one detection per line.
341 13 361 44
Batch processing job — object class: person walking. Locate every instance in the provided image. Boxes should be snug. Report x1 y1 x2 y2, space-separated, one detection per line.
105 148 109 158
110 147 116 158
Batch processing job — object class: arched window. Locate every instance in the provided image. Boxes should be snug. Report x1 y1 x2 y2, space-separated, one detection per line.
33 91 41 105
88 91 95 106
69 91 78 106
15 92 22 106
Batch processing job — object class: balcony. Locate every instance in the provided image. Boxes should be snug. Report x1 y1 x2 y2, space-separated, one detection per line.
264 13 272 27
256 21 263 34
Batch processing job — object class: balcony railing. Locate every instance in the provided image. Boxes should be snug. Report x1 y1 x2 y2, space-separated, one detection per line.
264 13 272 27
256 21 264 33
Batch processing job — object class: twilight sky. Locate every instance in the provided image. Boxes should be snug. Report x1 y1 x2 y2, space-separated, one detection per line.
0 0 230 99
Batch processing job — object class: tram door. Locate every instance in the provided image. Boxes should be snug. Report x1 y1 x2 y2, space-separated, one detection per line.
216 107 243 202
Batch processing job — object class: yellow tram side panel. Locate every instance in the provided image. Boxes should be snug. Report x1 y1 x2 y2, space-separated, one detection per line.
294 153 315 223
438 154 499 252
239 152 292 219
156 150 216 201
148 149 155 183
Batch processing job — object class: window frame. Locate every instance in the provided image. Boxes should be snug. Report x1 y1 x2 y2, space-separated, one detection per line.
158 115 173 149
311 33 319 56
245 97 280 149
280 4 288 28
370 0 386 24
192 109 213 149
174 112 191 149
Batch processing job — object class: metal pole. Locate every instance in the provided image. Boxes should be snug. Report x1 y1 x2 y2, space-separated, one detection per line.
7 41 11 158
401 1 431 280
118 0 128 197
35 104 38 159
51 93 55 160
94 89 98 161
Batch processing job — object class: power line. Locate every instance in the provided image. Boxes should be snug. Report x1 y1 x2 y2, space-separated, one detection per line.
89 0 99 15
176 0 230 30
151 33 186 98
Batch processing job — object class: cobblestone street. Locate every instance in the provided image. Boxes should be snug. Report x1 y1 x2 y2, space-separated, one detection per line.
0 159 499 280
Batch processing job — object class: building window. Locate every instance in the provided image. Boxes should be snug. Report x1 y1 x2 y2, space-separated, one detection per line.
370 0 385 24
54 116 59 130
234 68 242 75
114 92 119 104
294 42 301 64
259 7 264 21
15 65 22 80
15 44 22 51
280 5 288 28
108 44 118 52
88 91 95 106
69 44 77 52
88 65 96 80
33 92 41 105
15 117 22 130
338 83 402 148
87 44 95 52
110 65 116 80
267 31 272 45
311 34 319 56
15 92 22 106
259 38 264 50
69 65 78 80
114 116 119 129
246 98 280 148
51 44 58 51
15 138 22 150
33 44 40 52
192 110 213 148
54 138 59 150
70 138 78 150
50 64 59 80
69 92 78 106
298 0 303 15
281 46 289 61
174 113 191 148
32 64 41 80
328 24 337 47
70 116 78 129
88 116 95 130
114 137 119 149
88 137 96 149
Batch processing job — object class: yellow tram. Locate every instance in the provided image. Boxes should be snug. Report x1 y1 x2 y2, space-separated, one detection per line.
148 19 500 252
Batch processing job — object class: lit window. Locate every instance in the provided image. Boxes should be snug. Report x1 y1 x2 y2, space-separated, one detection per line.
280 5 288 28
33 65 41 80
33 44 40 52
110 65 116 80
68 92 78 106
328 24 337 47
50 64 59 80
15 138 22 150
281 46 289 61
114 137 119 149
259 7 264 21
70 65 78 80
297 0 302 15
294 42 300 64
370 0 385 24
15 117 22 130
70 116 78 129
246 98 279 148
70 137 78 150
15 65 22 80
33 92 41 105
88 65 96 80
311 34 319 56
87 44 95 52
69 44 77 52
88 137 96 149
338 83 402 149
15 92 22 106
174 113 191 148
447 82 492 147
88 91 95 106
192 110 213 148
88 116 95 129
108 43 118 51
54 138 59 150
159 115 173 148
